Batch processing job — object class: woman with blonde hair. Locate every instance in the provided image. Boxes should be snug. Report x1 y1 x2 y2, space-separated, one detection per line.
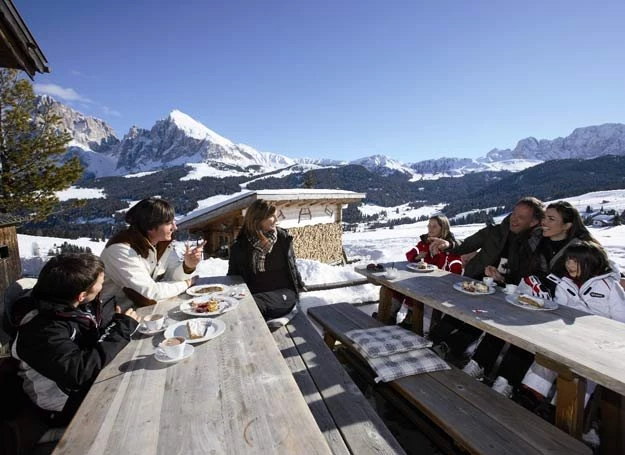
228 199 305 320
405 215 462 274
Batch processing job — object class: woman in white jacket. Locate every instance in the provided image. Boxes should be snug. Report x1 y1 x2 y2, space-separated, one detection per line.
100 198 204 310
521 241 625 412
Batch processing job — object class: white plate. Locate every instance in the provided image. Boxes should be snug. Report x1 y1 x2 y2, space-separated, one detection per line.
186 284 228 297
179 295 239 316
164 318 226 344
505 294 558 311
453 282 496 296
154 344 194 363
406 263 437 273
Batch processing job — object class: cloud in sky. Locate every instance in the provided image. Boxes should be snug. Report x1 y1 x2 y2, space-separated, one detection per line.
33 83 92 103
102 106 121 117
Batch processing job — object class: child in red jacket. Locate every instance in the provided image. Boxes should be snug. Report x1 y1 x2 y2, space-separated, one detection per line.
406 216 463 275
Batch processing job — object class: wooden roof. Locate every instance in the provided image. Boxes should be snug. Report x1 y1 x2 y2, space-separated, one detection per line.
0 0 48 78
0 213 28 228
177 189 366 231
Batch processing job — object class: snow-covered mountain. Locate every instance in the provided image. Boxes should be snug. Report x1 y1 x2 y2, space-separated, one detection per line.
43 95 625 180
36 96 120 178
483 123 625 162
115 110 295 173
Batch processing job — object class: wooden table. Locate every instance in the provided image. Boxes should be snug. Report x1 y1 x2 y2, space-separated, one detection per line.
53 276 332 455
356 262 625 452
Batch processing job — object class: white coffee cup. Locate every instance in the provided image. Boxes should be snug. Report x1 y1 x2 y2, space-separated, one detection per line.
159 336 186 359
387 267 398 279
143 314 165 331
482 276 494 288
504 284 518 295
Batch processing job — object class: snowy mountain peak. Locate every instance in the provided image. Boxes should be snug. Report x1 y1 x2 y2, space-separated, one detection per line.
167 110 233 148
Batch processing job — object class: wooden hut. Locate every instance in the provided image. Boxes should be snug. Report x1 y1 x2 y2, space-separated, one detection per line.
177 189 366 264
0 214 26 307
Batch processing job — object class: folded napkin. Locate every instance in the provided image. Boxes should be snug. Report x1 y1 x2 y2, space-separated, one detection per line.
368 348 450 383
346 325 433 358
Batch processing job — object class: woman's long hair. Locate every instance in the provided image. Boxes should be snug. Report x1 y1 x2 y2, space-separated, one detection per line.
125 198 175 236
429 215 451 241
243 199 277 243
564 240 610 283
547 201 596 243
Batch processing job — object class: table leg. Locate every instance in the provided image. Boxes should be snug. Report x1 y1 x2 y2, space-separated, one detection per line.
535 354 585 438
600 388 625 455
429 309 442 334
555 373 586 437
405 297 424 336
323 332 337 349
377 286 394 324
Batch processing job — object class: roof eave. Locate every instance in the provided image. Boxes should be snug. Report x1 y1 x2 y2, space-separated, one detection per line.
0 0 49 78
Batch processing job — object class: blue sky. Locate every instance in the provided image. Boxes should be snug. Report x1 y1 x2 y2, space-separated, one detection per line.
17 0 625 163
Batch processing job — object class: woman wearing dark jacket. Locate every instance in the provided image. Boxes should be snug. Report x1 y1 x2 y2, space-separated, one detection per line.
228 199 305 320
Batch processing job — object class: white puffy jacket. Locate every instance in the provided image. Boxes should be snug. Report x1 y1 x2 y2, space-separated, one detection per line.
100 238 192 309
552 272 625 323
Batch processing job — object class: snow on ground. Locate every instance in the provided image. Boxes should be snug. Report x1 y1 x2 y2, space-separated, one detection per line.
17 221 625 316
18 188 625 315
358 202 446 221
55 186 106 201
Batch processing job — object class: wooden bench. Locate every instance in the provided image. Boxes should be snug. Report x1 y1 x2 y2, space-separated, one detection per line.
272 311 405 455
308 302 592 455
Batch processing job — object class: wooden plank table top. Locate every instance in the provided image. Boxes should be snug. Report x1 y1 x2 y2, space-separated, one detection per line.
53 276 332 455
356 262 625 397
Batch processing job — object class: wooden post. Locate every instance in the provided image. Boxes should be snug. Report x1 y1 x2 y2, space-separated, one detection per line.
322 332 337 349
535 354 585 437
405 297 424 336
601 388 625 455
377 286 394 324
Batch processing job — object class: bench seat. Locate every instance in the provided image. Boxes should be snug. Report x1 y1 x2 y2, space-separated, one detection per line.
273 311 405 455
308 302 591 455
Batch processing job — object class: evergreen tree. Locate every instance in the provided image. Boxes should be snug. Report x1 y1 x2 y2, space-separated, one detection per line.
302 171 317 189
0 69 83 220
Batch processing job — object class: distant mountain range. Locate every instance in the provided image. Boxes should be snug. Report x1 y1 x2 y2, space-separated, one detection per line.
40 95 625 181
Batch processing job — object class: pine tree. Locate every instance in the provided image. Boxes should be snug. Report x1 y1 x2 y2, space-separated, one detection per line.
0 69 83 220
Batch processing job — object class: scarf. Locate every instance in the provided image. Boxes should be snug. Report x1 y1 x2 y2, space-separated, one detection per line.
250 230 277 274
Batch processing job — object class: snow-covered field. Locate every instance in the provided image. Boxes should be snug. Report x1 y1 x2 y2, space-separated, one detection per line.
20 188 625 315
17 219 625 316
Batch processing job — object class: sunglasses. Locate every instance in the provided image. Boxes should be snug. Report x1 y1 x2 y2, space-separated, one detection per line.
366 263 385 271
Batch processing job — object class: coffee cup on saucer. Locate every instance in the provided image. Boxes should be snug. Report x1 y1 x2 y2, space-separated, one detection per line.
159 336 186 359
482 277 494 288
503 284 518 295
143 314 165 331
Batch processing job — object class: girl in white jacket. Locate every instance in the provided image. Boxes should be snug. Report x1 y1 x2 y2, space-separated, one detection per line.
521 241 625 406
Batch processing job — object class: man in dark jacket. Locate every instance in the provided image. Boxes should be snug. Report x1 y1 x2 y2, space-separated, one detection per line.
428 197 544 363
11 254 139 428
432 197 544 284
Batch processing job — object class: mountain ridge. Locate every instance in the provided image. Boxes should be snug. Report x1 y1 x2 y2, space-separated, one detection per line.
39 96 625 180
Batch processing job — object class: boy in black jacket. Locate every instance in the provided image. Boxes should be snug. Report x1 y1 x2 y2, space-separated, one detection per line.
10 253 139 428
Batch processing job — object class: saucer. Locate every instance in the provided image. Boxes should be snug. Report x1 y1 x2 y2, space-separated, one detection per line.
137 322 167 336
154 344 194 363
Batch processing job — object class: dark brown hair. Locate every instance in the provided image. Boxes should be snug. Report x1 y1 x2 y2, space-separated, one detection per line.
125 198 175 236
33 253 104 302
547 201 596 242
516 196 545 222
564 240 610 283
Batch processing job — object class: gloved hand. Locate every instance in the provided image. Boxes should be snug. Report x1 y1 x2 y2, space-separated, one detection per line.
520 276 551 300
